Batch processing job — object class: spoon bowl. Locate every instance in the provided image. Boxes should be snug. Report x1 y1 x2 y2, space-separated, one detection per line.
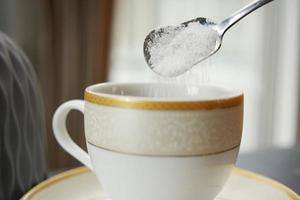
144 17 222 77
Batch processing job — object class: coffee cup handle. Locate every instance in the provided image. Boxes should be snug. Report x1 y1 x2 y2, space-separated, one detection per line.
52 100 92 169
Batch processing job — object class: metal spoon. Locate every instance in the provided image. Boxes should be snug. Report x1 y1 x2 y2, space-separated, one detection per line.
144 0 274 77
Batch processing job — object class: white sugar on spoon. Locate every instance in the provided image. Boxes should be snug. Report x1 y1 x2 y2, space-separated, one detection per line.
146 21 220 77
144 0 274 77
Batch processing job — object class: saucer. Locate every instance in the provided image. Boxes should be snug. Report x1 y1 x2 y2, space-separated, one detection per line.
22 167 299 200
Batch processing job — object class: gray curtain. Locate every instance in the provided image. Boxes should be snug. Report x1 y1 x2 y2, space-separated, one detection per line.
0 31 47 200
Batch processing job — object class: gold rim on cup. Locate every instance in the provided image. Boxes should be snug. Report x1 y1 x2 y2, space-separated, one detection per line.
84 91 244 110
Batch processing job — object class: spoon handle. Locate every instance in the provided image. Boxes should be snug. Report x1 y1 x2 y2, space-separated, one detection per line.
217 0 274 35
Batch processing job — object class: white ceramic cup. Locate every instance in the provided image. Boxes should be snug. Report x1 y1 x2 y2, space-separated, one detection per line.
52 82 243 200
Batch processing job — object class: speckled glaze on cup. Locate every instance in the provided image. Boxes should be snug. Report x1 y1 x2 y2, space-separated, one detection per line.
52 82 243 200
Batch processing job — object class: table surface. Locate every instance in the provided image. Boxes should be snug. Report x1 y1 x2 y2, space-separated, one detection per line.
237 145 300 194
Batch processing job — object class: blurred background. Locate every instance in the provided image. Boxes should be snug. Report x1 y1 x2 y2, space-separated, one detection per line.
0 0 299 172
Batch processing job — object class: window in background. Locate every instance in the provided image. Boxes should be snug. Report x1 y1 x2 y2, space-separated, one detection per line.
108 0 300 152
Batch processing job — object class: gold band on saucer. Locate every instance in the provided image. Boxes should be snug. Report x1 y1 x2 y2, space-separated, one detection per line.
84 91 243 110
22 167 300 200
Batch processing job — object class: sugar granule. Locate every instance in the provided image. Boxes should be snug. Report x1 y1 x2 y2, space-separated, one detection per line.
149 22 219 77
